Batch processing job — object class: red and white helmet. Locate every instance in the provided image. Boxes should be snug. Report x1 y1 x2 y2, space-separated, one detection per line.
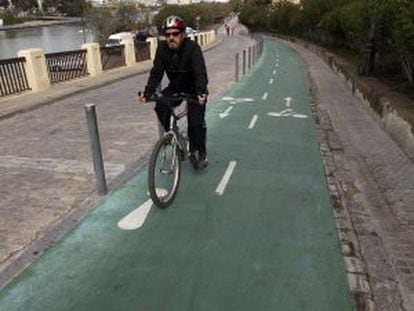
162 15 186 33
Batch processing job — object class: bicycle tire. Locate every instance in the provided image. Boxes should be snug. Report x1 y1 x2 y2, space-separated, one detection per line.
148 134 181 208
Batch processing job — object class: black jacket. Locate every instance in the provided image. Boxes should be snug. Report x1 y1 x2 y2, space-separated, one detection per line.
144 38 208 96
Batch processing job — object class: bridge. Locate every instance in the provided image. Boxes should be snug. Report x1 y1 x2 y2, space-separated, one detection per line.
0 22 413 310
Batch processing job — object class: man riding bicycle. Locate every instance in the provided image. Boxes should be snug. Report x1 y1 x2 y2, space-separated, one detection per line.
138 15 209 169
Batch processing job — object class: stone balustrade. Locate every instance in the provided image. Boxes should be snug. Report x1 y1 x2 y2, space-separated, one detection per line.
0 30 216 98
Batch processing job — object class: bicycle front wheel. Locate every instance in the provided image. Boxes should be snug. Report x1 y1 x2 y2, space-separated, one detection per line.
148 134 181 208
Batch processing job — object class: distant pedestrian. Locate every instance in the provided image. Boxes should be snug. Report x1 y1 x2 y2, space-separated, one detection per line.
224 24 230 36
231 25 236 36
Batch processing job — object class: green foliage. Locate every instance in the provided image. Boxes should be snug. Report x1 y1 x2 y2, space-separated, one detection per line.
0 11 26 25
86 6 115 45
239 3 269 31
300 0 352 30
239 0 414 81
393 1 414 54
43 0 90 17
153 5 193 30
392 1 414 81
0 0 9 9
268 1 303 35
153 3 231 31
13 0 38 12
229 0 243 13
114 2 141 32
318 1 368 47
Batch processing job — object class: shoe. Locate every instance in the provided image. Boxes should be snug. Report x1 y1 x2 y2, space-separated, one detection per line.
198 153 208 169
189 152 199 170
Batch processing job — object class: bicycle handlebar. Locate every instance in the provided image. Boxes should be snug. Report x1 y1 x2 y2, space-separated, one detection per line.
137 91 197 103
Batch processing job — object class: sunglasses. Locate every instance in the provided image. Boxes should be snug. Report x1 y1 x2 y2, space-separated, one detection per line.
165 31 181 38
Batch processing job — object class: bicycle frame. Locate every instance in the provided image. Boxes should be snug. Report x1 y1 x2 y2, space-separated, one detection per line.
144 91 197 208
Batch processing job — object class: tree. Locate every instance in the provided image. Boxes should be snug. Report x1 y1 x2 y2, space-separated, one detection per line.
13 0 37 11
0 0 9 9
114 1 142 32
393 1 414 81
319 1 368 49
86 6 115 45
239 3 268 31
268 1 303 35
153 3 231 32
153 5 194 31
43 0 89 17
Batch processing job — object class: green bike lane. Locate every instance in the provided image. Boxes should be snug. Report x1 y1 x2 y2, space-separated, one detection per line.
0 39 355 310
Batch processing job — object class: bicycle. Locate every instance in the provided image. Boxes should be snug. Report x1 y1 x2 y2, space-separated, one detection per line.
141 92 197 208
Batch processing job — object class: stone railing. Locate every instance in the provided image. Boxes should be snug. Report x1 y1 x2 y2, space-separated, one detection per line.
0 30 217 98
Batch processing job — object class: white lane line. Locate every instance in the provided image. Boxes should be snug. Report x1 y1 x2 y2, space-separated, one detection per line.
248 115 258 129
117 199 152 230
269 78 274 85
262 92 268 100
216 161 237 196
272 70 277 75
219 106 233 119
284 97 293 107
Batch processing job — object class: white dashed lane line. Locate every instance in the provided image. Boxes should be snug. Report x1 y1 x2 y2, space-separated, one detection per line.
215 161 237 196
248 115 258 129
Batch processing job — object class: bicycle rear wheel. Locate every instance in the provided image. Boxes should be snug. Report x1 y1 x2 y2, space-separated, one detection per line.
148 134 181 208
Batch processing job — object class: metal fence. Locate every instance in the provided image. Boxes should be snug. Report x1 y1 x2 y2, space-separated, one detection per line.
45 49 88 84
0 57 30 97
135 41 151 62
101 46 125 71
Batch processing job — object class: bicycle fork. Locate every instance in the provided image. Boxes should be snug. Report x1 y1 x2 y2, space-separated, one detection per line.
160 134 179 175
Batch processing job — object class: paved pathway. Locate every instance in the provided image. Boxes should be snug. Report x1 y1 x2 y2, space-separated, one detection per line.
281 38 414 310
0 26 255 285
0 38 354 311
2 23 413 310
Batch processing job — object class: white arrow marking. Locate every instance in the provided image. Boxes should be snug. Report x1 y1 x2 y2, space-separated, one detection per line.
117 189 167 230
292 114 308 119
280 108 293 115
262 92 268 100
248 115 258 129
267 112 283 117
216 161 237 195
267 109 293 117
284 97 293 107
117 199 152 230
224 98 254 104
267 110 308 119
269 78 274 85
219 106 233 119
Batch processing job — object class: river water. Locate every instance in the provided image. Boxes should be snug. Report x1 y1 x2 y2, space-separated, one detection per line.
0 24 94 59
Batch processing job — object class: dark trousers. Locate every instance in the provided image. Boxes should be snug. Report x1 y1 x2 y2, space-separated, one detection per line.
154 89 206 154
